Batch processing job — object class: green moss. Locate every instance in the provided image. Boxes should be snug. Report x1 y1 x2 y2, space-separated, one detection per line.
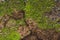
25 0 55 29
0 0 24 16
0 0 56 40
0 28 20 40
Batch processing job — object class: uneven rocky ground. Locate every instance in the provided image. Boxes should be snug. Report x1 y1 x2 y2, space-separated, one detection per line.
0 0 60 40
0 7 60 40
20 20 60 40
20 0 60 40
45 0 60 23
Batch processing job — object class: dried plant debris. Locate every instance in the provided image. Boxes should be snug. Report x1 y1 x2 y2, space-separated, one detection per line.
6 19 16 28
21 28 60 40
1 14 10 26
0 22 4 29
0 9 25 27
45 1 60 22
0 10 25 30
19 18 60 40
0 9 60 40
36 29 60 40
25 18 38 31
0 14 10 30
22 35 38 40
20 18 48 40
57 32 60 40
18 25 30 39
17 18 39 39
12 9 25 20
35 29 48 40
55 0 60 7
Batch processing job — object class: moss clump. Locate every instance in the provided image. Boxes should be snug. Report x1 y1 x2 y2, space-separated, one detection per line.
0 28 20 40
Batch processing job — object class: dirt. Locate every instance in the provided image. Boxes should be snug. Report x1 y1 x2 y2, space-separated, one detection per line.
20 26 60 40
18 25 30 39
0 10 25 34
21 35 39 40
6 19 16 28
0 1 60 40
45 0 60 23
11 9 25 20
18 18 60 40
20 0 60 40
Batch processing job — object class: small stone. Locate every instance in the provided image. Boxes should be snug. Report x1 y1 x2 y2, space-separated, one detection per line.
0 0 5 2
